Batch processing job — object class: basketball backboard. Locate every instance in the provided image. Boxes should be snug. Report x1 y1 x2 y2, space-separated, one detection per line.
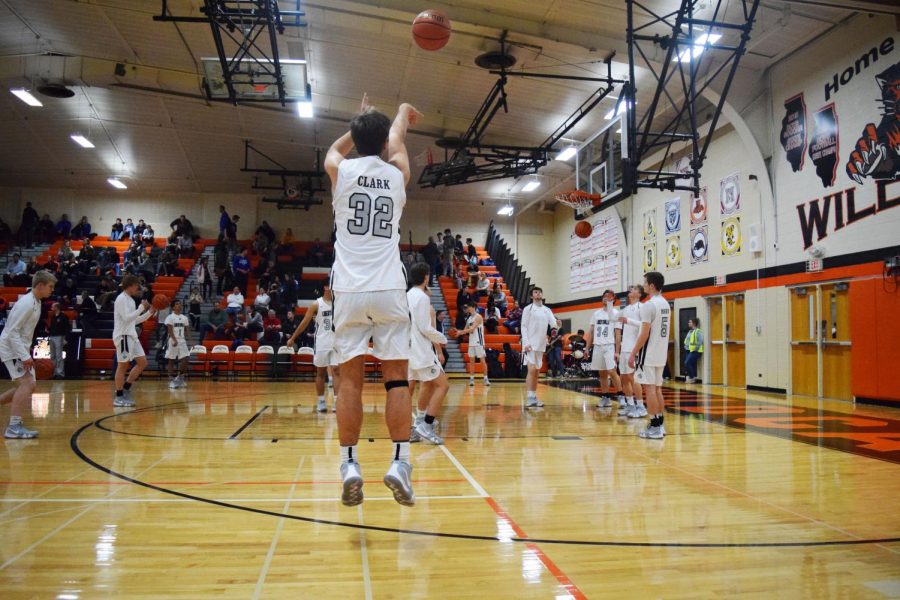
201 58 308 102
576 111 628 203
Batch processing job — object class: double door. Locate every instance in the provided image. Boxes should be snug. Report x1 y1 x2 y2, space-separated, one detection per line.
789 282 852 400
706 294 745 388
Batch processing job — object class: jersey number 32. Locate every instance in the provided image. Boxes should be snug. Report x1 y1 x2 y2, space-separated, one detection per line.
348 193 393 239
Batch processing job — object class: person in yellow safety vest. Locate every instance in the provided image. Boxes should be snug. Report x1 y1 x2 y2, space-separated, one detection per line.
683 318 704 383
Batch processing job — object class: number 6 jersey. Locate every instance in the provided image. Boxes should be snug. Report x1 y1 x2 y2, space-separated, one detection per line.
331 155 407 292
637 293 671 367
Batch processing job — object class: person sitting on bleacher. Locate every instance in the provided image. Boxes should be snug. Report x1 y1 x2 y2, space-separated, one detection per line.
475 272 490 298
483 297 502 334
198 303 228 343
54 277 77 306
77 239 98 274
490 283 507 316
55 214 72 240
226 287 244 317
177 234 194 259
280 273 299 308
188 286 203 330
309 238 327 267
123 218 135 240
277 228 295 255
42 254 59 274
77 290 99 331
110 218 124 241
71 216 92 240
98 247 120 275
134 219 146 239
170 215 193 239
57 240 74 263
503 305 523 334
0 218 12 243
465 238 477 262
262 309 282 344
3 253 27 286
38 214 55 243
141 224 155 247
25 258 41 276
157 245 178 277
266 282 282 314
254 286 271 312
281 309 299 344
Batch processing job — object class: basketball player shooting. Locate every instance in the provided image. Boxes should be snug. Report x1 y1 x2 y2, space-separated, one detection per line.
325 93 423 507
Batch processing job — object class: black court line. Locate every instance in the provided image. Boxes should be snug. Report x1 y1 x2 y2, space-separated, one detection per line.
70 413 900 549
227 405 269 439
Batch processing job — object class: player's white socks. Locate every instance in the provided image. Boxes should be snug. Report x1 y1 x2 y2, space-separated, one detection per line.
527 390 537 399
9 416 22 426
416 408 426 419
636 398 645 408
340 445 357 464
317 395 325 403
393 441 411 463
626 396 635 407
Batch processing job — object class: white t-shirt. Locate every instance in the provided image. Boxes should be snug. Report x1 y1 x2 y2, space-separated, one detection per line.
227 293 244 308
314 297 335 353
616 301 642 353
164 313 190 344
638 294 671 367
0 292 41 362
407 287 447 370
331 156 407 292
590 305 618 346
520 303 556 353
113 292 152 339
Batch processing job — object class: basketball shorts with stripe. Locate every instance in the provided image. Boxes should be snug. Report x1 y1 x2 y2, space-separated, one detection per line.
332 289 411 362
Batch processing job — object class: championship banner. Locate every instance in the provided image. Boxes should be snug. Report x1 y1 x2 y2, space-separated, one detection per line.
665 235 681 270
664 197 681 234
720 172 741 215
690 225 709 264
643 243 657 272
643 208 656 241
721 216 742 256
690 186 708 224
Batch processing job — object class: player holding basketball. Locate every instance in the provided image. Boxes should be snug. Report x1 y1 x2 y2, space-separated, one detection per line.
285 277 341 413
584 289 624 410
113 274 156 407
0 270 56 438
616 285 647 418
164 299 190 390
407 263 448 444
629 271 670 439
520 287 556 408
325 93 422 506
452 301 490 388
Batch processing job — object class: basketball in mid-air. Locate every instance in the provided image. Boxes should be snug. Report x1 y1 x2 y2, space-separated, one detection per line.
574 220 593 239
152 294 170 311
412 10 451 51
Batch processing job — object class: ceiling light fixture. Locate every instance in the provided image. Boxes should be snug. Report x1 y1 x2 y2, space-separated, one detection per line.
107 178 127 189
296 83 314 118
497 203 514 216
556 146 577 161
10 88 42 107
70 134 95 149
522 179 541 192
676 32 723 62
604 101 632 120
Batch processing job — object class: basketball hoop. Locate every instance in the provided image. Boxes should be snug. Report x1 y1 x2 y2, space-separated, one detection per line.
555 189 602 212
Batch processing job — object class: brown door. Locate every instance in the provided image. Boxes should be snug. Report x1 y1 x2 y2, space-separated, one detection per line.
790 287 819 397
725 295 746 388
821 283 852 400
708 297 724 385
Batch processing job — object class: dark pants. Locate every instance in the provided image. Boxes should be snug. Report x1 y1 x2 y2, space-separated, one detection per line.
200 278 212 300
547 347 563 377
684 351 701 380
199 323 225 343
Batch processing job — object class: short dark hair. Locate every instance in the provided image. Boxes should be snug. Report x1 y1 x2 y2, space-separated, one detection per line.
532 286 543 294
645 271 665 291
322 276 330 288
466 238 472 244
350 110 391 156
577 329 584 335
602 289 616 299
693 317 701 326
122 274 141 289
408 262 430 286
629 284 647 300
465 301 477 309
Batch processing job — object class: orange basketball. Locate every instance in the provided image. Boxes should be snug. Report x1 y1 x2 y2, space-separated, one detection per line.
412 10 451 51
574 220 593 239
152 294 170 311
34 359 53 380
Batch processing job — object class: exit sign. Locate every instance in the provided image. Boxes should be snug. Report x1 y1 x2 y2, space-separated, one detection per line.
806 258 824 272
714 274 726 286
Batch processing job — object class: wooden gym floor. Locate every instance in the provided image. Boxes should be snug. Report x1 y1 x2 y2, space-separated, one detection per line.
2 378 900 599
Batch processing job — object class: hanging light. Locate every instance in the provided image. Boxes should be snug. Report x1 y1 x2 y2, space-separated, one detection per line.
107 178 127 189
556 146 577 161
70 134 95 148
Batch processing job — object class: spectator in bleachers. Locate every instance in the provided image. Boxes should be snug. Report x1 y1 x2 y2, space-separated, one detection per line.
233 306 262 343
141 224 155 247
19 202 39 248
280 273 298 307
213 235 229 295
187 286 203 330
503 305 523 334
195 256 212 300
226 287 244 317
226 215 240 251
71 216 92 240
134 219 147 238
491 283 508 315
25 258 40 276
262 309 282 344
309 238 327 267
42 254 59 274
281 308 299 343
218 205 231 236
55 214 72 239
441 228 455 276
170 215 193 239
266 282 282 314
77 290 99 331
177 234 194 258
277 228 295 254
232 248 251 295
77 239 98 274
475 272 490 298
38 214 54 243
253 259 274 280
157 245 178 277
483 297 501 334
122 238 140 264
110 218 124 241
465 238 477 262
4 253 27 286
421 236 440 286
255 220 275 251
57 239 74 263
55 276 77 306
454 234 464 259
48 302 70 379
455 287 473 329
466 262 479 288
198 302 227 343
252 232 270 258
254 286 271 312
123 218 135 240
547 322 565 378
98 247 120 275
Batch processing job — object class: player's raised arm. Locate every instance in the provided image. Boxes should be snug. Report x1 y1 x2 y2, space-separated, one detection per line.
388 103 423 186
325 94 374 191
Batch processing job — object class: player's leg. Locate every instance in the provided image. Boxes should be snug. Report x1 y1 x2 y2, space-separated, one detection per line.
314 366 328 412
166 345 177 388
128 355 147 384
414 369 448 444
337 354 365 505
524 352 543 407
5 368 37 438
480 350 490 385
178 355 189 386
331 363 341 412
610 369 625 409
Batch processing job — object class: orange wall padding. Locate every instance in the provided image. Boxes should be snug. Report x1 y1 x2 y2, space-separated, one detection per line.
851 279 900 403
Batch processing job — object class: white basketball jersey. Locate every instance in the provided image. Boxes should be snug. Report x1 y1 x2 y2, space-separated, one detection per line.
617 302 642 353
314 297 335 352
466 313 485 348
164 313 189 343
331 156 407 292
638 294 671 367
590 306 618 346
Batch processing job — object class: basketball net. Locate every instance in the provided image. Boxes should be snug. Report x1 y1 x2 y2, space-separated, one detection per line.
555 189 602 214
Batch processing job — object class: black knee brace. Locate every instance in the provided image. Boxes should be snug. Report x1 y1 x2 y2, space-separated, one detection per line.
385 380 409 392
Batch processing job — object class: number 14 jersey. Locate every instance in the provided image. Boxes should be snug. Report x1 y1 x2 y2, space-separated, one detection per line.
332 155 407 293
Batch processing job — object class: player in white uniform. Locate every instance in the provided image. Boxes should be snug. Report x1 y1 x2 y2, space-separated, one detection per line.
616 285 647 419
0 271 56 438
584 289 624 409
286 278 341 413
452 302 491 387
406 263 448 445
164 299 190 390
520 287 557 408
113 274 156 408
325 94 422 507
629 271 671 439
